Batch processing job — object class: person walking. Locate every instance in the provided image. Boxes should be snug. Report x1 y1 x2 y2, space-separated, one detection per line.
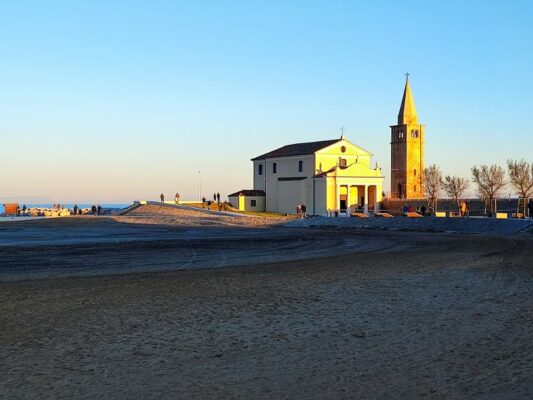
528 199 533 219
207 200 211 211
301 203 307 218
216 192 220 203
91 205 97 215
160 193 165 203
202 196 206 207
175 193 180 204
460 200 467 218
22 204 27 215
73 204 78 215
97 205 102 215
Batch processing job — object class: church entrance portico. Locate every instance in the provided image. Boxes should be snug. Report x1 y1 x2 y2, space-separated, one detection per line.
334 183 380 215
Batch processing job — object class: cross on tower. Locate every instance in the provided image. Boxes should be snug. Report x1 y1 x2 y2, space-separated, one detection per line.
405 71 410 81
340 125 345 137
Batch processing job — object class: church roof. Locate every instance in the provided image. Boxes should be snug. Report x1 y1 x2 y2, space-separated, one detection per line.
228 189 266 197
251 139 340 160
398 77 418 125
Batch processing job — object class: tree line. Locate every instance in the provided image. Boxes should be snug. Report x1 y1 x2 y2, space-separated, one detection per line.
424 160 533 216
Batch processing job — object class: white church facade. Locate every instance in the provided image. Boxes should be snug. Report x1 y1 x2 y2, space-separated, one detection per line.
229 136 384 216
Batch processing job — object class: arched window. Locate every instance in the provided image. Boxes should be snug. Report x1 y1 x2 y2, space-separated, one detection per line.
414 169 417 176
399 130 404 139
411 130 419 138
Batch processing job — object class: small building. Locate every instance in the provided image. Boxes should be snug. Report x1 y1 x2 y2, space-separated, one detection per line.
235 136 384 216
228 190 266 212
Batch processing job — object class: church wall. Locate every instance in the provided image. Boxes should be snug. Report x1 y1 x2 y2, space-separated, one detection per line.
253 160 266 191
277 179 306 214
262 154 313 213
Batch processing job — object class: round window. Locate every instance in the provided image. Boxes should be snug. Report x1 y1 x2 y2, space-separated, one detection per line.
341 146 346 153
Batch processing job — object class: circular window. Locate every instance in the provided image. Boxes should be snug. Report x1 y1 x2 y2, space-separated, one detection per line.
341 146 346 153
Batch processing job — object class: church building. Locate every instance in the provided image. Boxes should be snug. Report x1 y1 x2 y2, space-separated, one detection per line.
390 76 425 199
229 136 384 216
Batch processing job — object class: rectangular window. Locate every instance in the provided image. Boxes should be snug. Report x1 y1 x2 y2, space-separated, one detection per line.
339 158 347 168
251 200 257 207
273 163 277 173
298 160 303 172
258 164 263 175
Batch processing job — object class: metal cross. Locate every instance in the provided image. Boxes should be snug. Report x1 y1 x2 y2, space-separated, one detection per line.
340 125 345 136
405 71 410 81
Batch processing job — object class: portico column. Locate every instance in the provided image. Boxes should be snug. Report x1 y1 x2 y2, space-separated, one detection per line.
364 185 369 213
336 184 340 213
346 185 351 215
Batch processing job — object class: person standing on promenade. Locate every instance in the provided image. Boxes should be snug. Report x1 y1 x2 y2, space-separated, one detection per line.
73 205 78 215
301 203 307 218
91 205 97 215
175 193 180 204
97 205 102 215
202 196 206 208
160 193 165 202
22 204 27 215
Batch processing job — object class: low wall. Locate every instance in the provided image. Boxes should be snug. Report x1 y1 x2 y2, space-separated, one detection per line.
382 198 525 217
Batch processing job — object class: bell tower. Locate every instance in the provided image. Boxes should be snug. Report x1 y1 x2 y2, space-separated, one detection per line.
390 75 425 199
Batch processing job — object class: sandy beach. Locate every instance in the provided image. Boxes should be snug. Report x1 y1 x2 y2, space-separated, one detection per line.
1 211 533 399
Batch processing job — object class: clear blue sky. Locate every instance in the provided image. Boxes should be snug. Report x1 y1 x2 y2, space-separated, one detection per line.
1 0 532 202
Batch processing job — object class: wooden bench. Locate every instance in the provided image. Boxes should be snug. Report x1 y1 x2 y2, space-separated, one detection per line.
375 212 394 218
350 212 369 218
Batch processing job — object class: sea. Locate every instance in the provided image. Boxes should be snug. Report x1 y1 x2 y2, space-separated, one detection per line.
0 203 131 214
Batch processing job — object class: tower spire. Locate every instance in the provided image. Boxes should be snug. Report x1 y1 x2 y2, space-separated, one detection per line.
398 74 418 125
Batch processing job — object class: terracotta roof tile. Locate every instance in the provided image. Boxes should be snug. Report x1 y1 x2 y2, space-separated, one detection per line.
251 139 340 160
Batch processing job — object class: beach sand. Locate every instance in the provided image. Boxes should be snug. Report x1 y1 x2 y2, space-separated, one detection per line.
1 216 533 399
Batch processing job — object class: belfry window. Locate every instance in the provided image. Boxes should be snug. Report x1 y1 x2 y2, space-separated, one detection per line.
272 163 277 173
411 130 419 138
298 160 303 172
399 131 404 139
258 164 263 175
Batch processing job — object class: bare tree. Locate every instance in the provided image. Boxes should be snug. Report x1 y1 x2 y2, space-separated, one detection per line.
442 175 469 212
471 165 506 216
424 164 443 212
507 159 533 216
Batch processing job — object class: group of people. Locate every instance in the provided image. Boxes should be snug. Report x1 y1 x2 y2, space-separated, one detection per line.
89 205 102 215
201 193 222 211
160 193 181 204
296 203 307 218
401 204 427 216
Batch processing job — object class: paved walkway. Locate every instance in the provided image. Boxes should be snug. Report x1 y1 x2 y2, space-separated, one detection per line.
285 215 533 235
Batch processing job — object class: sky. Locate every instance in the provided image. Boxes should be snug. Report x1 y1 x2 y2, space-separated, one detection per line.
1 0 532 203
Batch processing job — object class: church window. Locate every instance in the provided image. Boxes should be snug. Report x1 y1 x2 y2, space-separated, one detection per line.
411 130 419 138
339 158 347 168
251 200 257 207
258 164 263 175
341 146 346 153
399 131 404 139
298 160 303 172
272 163 277 173
414 169 417 176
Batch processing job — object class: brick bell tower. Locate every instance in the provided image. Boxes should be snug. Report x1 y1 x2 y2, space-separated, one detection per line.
390 74 425 199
